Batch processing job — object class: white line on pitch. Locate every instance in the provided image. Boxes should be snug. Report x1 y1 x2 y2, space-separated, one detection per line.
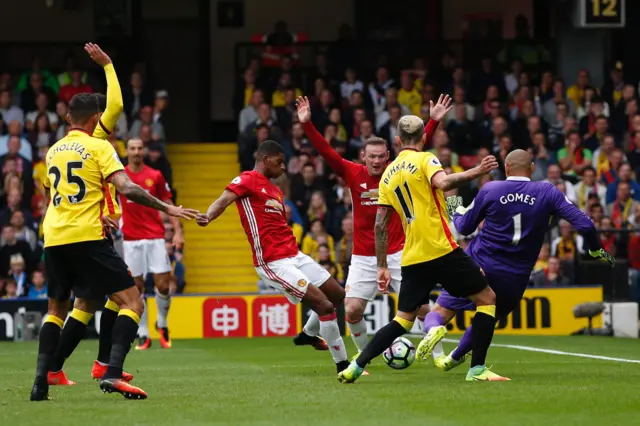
442 338 640 364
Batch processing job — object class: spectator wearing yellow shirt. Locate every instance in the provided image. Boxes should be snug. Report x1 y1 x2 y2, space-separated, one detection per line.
285 204 303 246
428 129 460 168
32 144 48 196
397 72 421 116
328 108 348 141
302 219 335 261
566 69 591 108
271 72 302 108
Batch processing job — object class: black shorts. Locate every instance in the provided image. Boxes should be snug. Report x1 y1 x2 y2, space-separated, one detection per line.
45 239 135 301
398 248 488 313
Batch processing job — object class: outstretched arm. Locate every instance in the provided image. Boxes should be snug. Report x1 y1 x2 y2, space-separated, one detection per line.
424 94 453 144
375 206 392 268
196 190 239 227
110 171 198 219
452 189 488 236
431 155 498 191
297 96 348 177
85 43 123 139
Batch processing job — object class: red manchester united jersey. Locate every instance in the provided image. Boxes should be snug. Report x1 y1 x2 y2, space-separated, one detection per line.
302 122 406 256
119 165 173 241
227 171 299 266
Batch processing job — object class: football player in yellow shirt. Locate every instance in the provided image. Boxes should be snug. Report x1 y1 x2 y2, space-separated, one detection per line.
339 99 508 384
30 43 198 402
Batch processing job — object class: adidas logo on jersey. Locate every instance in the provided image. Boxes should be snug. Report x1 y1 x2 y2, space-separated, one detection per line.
261 188 267 194
360 183 367 189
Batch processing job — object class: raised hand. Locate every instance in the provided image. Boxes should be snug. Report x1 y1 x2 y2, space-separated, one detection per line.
84 42 112 67
478 155 499 174
429 94 454 122
166 205 199 220
295 96 312 123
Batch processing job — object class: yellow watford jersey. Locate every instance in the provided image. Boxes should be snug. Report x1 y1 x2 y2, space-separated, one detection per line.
378 149 458 266
93 63 123 221
43 129 124 247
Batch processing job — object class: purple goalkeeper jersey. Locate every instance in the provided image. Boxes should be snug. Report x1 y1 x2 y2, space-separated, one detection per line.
453 176 600 277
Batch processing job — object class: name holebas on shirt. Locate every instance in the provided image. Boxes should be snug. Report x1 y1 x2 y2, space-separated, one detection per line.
499 192 536 205
383 161 418 185
47 141 91 162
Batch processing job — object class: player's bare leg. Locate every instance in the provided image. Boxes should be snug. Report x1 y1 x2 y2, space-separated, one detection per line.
339 309 417 383
465 286 509 381
99 286 148 399
344 297 369 354
153 272 173 349
303 283 349 373
133 277 151 350
31 299 70 401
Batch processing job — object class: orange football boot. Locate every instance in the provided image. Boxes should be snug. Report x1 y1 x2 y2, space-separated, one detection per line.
47 370 76 386
91 360 134 382
155 323 172 349
135 336 152 350
99 378 147 400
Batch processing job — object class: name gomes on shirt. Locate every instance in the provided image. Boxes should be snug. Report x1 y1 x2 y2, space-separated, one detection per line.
499 192 536 206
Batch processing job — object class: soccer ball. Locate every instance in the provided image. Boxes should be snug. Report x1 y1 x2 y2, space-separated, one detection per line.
382 337 416 370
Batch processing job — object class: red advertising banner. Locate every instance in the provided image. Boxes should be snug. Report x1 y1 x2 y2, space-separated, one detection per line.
202 297 248 338
251 296 298 337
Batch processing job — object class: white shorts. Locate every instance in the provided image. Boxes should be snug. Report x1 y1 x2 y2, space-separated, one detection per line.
255 252 331 304
345 251 402 301
123 238 172 277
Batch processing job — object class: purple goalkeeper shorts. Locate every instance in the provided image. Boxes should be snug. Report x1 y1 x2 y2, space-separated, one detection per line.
436 271 530 318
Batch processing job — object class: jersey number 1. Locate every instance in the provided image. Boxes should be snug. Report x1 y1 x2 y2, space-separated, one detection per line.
511 213 522 245
394 182 415 224
48 162 87 207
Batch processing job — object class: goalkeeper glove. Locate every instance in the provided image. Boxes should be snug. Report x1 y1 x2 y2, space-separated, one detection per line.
589 248 616 267
445 196 464 220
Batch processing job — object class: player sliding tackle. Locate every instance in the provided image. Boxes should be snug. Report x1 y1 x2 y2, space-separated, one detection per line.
339 113 506 384
421 149 615 373
197 141 351 373
293 96 449 359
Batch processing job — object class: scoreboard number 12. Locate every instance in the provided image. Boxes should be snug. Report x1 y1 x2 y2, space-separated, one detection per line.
579 0 625 28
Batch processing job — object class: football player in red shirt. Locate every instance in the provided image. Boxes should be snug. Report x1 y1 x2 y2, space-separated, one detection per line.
197 141 350 373
120 139 184 350
294 96 452 355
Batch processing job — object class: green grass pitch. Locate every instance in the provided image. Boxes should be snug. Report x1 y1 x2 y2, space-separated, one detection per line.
1 335 639 425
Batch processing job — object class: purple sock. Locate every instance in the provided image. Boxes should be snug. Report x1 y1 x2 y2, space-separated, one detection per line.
423 311 444 333
451 325 473 361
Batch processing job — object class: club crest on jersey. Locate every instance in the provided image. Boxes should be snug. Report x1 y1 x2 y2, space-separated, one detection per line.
297 279 307 287
145 178 154 188
265 198 283 213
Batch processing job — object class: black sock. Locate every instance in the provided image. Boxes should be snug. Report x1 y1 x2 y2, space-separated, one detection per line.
35 322 62 381
470 311 497 368
51 318 87 372
97 308 118 364
355 321 406 368
103 315 139 380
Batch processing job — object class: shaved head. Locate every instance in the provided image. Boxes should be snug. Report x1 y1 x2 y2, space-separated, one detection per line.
505 149 534 178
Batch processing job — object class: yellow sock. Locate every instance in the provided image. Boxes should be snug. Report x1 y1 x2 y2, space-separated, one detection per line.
393 316 414 331
45 315 65 328
104 299 120 313
477 305 496 318
118 309 141 324
70 308 93 325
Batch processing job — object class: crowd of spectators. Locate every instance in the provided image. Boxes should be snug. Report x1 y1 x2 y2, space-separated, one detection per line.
0 55 184 299
236 30 640 299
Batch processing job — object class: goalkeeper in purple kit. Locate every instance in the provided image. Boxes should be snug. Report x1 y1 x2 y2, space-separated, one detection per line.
418 149 615 374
